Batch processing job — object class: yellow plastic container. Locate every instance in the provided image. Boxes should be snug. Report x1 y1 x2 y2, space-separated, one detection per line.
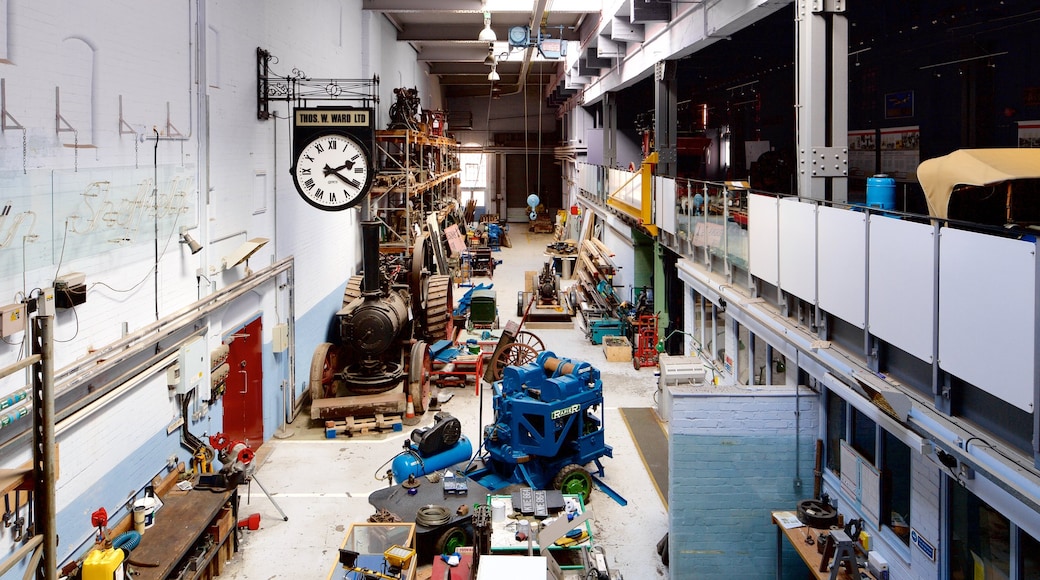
82 548 125 580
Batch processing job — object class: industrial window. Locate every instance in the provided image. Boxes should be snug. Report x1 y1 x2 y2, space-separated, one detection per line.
851 407 877 464
1023 529 1040 578
881 430 911 546
825 391 847 474
948 481 1040 579
826 392 912 545
949 485 1010 579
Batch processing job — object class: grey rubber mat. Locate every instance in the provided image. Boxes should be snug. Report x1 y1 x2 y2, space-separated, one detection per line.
619 407 669 508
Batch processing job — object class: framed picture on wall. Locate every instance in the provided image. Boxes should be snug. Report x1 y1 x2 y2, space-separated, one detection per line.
884 90 914 119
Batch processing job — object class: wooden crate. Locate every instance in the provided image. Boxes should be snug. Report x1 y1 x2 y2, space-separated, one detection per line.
602 336 632 362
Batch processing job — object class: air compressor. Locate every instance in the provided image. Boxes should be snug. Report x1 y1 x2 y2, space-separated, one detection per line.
391 412 473 483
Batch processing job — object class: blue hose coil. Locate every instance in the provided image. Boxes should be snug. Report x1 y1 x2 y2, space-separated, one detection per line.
112 530 141 554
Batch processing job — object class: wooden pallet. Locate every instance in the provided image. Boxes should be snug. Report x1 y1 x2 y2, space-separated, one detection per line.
335 413 403 436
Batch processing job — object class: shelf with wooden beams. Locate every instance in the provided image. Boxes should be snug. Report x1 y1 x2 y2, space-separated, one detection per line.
371 127 460 256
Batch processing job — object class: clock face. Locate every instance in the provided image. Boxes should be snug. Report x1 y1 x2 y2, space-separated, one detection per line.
292 133 372 211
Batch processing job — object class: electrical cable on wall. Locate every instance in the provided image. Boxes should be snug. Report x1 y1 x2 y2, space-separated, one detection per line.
154 127 160 322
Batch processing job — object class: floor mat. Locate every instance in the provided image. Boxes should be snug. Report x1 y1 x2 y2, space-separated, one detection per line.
619 407 669 508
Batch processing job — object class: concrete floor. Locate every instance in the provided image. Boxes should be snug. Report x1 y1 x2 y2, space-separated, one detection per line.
220 228 670 579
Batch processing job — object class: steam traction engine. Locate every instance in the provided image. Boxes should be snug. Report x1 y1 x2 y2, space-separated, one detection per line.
309 221 453 422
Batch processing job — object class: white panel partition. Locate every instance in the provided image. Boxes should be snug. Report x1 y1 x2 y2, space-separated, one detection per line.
939 227 1036 412
818 207 867 328
657 177 676 234
748 194 779 285
778 197 817 303
868 217 935 362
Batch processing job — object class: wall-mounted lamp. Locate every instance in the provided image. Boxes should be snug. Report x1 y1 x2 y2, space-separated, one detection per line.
483 44 496 66
487 65 500 82
179 230 203 254
223 237 270 276
478 11 496 42
656 330 696 353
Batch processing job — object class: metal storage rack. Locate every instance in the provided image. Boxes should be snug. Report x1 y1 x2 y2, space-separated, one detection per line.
370 129 461 257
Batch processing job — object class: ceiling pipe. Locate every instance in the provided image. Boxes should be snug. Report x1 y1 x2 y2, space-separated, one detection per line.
493 0 551 98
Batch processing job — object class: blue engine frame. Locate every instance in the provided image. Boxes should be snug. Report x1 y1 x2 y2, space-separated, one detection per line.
468 351 613 492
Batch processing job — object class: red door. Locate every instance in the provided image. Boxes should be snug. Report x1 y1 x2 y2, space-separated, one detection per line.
222 317 264 446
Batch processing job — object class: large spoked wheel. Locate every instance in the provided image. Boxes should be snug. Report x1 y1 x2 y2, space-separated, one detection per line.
553 464 593 504
411 233 436 316
434 526 469 555
309 342 342 402
408 341 433 417
489 342 538 381
424 274 454 342
512 330 545 352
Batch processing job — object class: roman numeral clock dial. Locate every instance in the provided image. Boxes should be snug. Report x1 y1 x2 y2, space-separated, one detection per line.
292 133 372 211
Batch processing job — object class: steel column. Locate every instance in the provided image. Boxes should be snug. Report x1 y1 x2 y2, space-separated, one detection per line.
654 60 677 177
796 0 849 202
32 316 55 580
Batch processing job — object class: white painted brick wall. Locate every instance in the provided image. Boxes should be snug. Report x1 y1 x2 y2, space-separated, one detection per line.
670 388 820 436
0 0 433 570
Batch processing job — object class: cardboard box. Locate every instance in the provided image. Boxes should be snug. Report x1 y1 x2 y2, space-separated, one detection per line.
602 336 632 362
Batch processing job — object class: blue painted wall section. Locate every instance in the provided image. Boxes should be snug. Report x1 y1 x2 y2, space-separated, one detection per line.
668 389 820 579
670 433 813 578
291 280 350 416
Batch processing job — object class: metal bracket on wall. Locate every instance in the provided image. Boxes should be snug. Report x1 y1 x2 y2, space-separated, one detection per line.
118 95 138 136
1 79 24 132
165 102 184 139
256 47 380 121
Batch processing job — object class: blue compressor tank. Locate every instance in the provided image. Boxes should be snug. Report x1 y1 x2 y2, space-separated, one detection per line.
391 435 473 484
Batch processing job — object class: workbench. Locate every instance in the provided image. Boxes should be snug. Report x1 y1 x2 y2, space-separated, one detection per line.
431 354 484 395
130 487 237 580
771 511 877 580
487 494 591 570
368 471 491 561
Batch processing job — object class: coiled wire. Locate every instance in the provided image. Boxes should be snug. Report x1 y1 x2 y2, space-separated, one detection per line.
415 505 451 527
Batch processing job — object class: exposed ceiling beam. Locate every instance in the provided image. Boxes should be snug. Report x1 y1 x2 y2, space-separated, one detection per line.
363 0 592 14
399 23 582 42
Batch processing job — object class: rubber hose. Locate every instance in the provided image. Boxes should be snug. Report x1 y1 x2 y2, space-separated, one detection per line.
113 530 141 554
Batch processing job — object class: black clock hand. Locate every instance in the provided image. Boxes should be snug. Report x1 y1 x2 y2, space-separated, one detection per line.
324 166 363 189
324 160 355 174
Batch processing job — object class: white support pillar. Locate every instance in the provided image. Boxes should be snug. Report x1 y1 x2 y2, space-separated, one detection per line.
796 0 849 203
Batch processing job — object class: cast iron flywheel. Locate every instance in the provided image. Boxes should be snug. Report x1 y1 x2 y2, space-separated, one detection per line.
796 498 838 529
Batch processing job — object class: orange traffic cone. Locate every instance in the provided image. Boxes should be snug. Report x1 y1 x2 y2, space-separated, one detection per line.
405 395 416 420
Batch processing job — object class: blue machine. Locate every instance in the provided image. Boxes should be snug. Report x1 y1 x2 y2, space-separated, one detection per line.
588 319 624 345
391 413 473 484
468 351 614 502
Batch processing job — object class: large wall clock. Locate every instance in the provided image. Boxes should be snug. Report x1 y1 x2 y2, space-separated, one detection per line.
291 108 375 211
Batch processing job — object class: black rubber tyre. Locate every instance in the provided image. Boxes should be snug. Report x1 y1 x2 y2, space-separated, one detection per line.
796 498 838 528
552 464 593 504
434 526 469 555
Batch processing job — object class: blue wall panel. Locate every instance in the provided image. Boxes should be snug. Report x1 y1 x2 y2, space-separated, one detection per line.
670 433 814 579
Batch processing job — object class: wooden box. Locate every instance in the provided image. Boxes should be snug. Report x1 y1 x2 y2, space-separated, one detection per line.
602 336 632 362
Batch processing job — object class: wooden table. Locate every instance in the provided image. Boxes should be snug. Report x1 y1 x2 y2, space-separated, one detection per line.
130 488 237 580
771 511 875 580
